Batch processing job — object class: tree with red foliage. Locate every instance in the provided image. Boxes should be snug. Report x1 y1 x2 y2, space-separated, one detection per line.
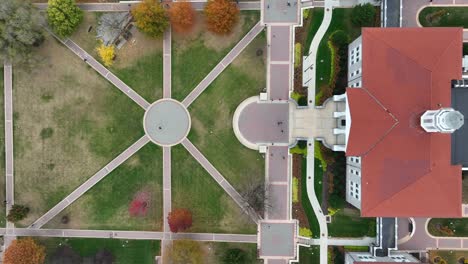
4 238 46 264
167 208 192 232
204 0 239 35
168 1 196 33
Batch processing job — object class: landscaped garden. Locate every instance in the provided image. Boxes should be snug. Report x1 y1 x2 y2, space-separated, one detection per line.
419 7 468 28
429 250 468 264
171 11 260 101
299 245 320 263
428 218 468 237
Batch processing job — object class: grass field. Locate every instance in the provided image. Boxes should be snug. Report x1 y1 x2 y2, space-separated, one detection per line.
299 245 320 263
71 12 164 103
428 218 468 237
419 7 468 28
328 207 376 238
429 250 467 264
171 145 256 234
171 11 260 101
209 242 261 263
38 237 160 264
0 68 4 227
301 157 321 238
13 33 145 227
45 144 163 231
188 32 266 193
304 8 325 55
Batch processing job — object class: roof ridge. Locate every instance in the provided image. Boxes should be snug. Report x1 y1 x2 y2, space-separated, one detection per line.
359 88 399 157
365 29 434 73
431 30 462 75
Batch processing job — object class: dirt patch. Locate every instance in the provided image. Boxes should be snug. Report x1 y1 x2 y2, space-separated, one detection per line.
292 154 310 229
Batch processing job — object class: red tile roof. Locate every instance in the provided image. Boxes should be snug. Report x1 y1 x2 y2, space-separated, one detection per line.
346 28 463 217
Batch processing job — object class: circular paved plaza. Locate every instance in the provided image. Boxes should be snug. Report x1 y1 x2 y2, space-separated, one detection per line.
143 99 191 146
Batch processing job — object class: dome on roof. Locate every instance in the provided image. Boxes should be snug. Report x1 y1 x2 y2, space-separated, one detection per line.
420 108 464 133
440 110 464 130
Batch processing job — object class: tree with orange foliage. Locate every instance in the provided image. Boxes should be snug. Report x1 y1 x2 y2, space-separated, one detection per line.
4 238 46 264
131 0 169 37
168 1 196 33
167 208 192 233
204 0 239 35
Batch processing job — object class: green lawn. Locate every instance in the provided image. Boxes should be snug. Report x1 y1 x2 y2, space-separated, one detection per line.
210 242 261 263
315 8 361 98
171 11 260 101
171 145 256 234
328 208 376 238
428 218 468 237
71 12 164 103
13 33 145 226
299 246 320 263
301 157 321 238
419 7 468 28
304 8 325 55
188 32 266 193
315 158 323 206
429 250 468 264
38 237 159 264
45 144 163 231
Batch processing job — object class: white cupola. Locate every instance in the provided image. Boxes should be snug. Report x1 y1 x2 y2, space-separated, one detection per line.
421 108 464 133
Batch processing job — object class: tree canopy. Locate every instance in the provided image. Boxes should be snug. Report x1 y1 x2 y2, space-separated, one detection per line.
351 3 376 27
167 208 192 233
7 204 30 222
131 0 169 38
204 0 239 35
0 0 44 64
47 0 83 37
168 1 196 34
4 238 46 264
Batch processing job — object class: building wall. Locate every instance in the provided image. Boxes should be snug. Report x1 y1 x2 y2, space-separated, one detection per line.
345 251 420 263
348 36 362 87
346 156 362 209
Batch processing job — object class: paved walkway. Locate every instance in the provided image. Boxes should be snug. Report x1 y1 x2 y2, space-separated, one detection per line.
29 136 150 229
306 140 328 264
3 63 16 250
182 22 264 107
398 217 468 251
0 228 257 242
180 139 261 224
303 1 335 106
44 28 150 109
267 25 293 101
402 0 468 42
163 27 171 99
298 236 376 246
34 2 261 11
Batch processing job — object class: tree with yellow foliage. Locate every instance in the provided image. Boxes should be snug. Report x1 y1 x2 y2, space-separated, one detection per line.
131 0 169 37
4 238 46 264
96 44 115 67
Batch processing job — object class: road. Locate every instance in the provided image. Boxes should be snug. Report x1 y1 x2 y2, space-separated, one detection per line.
182 22 264 107
180 139 261 224
34 2 261 11
29 136 150 229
